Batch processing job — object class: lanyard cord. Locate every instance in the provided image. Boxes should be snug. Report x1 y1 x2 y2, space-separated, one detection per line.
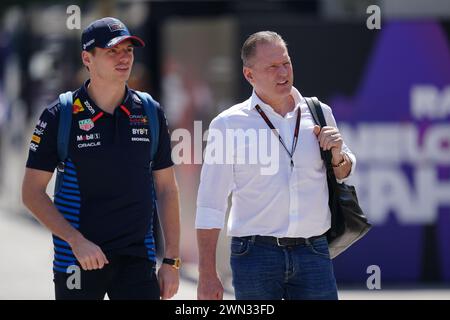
255 104 301 168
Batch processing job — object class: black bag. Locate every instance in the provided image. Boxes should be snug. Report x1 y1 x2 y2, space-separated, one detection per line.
305 97 372 259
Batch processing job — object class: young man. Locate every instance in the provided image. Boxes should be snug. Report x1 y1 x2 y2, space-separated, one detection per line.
196 31 356 300
22 17 181 300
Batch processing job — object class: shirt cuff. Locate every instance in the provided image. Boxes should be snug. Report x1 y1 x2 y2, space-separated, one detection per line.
195 206 226 229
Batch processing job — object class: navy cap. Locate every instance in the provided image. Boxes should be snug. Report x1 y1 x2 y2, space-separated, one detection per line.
81 17 145 51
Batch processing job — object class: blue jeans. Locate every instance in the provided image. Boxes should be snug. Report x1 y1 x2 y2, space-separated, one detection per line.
230 235 338 300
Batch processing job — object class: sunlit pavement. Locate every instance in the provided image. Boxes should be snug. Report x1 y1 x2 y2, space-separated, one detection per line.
0 207 235 300
1 208 449 300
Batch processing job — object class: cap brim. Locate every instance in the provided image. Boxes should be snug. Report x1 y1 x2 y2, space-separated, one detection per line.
105 35 145 48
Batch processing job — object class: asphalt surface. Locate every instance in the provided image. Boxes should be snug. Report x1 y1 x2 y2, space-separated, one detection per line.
1 208 449 300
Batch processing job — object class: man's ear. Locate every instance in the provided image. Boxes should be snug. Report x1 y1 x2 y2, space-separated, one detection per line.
81 51 91 69
243 66 253 85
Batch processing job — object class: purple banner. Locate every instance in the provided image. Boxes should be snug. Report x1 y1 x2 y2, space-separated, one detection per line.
331 21 450 283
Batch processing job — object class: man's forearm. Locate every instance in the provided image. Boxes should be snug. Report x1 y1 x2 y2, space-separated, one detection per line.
23 191 83 246
157 188 180 258
197 228 221 276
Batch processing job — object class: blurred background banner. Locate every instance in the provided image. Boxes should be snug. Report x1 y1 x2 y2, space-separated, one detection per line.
329 20 450 283
1 0 450 299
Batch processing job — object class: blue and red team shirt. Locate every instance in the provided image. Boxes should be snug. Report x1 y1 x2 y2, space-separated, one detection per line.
26 80 174 273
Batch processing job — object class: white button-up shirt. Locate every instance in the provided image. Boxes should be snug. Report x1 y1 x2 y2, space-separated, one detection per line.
195 87 356 238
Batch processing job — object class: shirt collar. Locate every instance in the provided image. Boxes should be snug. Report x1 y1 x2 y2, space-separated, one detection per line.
248 86 304 116
77 79 133 116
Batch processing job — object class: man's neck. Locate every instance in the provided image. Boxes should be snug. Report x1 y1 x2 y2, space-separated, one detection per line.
255 91 295 117
87 79 127 114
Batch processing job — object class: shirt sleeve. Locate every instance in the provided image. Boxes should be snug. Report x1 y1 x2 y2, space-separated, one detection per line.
25 105 59 173
195 116 234 230
151 105 174 171
321 102 357 183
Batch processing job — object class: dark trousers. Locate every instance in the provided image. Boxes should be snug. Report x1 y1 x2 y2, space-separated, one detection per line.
54 255 160 300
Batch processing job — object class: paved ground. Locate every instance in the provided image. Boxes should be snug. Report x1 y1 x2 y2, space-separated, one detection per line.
0 207 235 300
1 208 449 300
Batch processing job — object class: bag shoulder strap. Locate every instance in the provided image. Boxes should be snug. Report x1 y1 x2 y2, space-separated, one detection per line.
304 96 326 126
57 91 73 161
54 91 73 195
134 91 160 161
304 97 334 171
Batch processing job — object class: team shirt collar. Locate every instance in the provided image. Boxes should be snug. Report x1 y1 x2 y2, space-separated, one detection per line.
74 79 133 119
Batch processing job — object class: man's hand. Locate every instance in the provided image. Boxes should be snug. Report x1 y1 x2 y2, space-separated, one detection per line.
68 235 109 271
197 274 224 300
158 264 180 299
313 125 344 164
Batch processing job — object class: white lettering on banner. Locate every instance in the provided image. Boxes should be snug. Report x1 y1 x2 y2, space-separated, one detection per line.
411 85 450 119
340 124 450 165
340 118 450 224
340 84 450 227
352 166 450 225
341 121 450 225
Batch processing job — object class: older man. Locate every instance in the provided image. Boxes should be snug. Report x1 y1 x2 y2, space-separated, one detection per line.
196 31 356 300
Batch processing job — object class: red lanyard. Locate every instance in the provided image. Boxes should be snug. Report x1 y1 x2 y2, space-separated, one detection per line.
255 104 301 170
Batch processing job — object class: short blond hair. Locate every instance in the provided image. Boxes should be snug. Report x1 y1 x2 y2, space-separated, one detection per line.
241 31 287 67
